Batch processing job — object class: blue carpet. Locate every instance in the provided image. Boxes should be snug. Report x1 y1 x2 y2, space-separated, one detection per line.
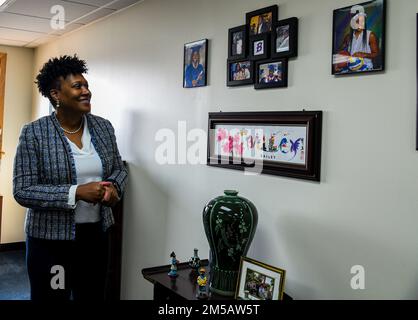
0 250 30 300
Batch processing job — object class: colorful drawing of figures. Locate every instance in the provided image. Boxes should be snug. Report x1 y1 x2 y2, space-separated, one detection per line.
214 125 306 165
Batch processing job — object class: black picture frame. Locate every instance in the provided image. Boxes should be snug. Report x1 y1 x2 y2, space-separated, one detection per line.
271 17 298 59
246 5 278 36
207 111 322 181
228 25 247 60
249 33 270 60
227 59 255 87
183 39 208 88
255 58 288 89
331 0 386 76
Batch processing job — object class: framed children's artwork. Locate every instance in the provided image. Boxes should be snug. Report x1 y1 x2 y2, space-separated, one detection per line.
227 59 254 87
207 111 323 181
249 34 270 60
183 39 208 88
228 25 247 60
332 0 386 75
246 5 278 36
235 257 286 300
255 59 288 89
271 17 298 59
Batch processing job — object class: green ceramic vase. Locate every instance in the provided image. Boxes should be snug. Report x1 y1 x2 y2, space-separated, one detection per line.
202 190 258 296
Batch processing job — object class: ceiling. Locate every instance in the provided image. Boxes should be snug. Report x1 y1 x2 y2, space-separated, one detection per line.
0 0 142 48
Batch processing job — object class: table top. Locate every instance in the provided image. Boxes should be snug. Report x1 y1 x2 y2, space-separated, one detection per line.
142 259 292 301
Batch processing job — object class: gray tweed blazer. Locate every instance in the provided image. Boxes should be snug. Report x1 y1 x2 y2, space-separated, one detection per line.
13 112 128 240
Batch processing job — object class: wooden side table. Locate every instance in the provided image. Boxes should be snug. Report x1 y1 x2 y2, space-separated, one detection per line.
142 259 292 301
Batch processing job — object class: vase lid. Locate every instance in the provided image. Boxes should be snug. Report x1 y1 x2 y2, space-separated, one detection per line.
224 190 239 196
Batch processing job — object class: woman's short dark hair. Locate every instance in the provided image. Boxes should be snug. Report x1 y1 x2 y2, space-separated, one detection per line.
35 54 88 103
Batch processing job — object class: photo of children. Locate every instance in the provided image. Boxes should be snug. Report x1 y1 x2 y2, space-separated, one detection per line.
231 61 251 81
244 268 275 300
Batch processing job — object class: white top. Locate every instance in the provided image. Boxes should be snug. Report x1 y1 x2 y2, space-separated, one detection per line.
67 116 103 224
350 30 373 69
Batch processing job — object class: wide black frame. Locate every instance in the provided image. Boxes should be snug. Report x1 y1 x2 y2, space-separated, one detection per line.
183 38 208 88
227 59 255 87
331 0 386 76
249 33 270 60
207 111 322 181
271 17 298 59
246 5 278 36
228 25 247 60
255 58 288 90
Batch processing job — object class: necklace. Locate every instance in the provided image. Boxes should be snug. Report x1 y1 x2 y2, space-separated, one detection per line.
60 117 84 134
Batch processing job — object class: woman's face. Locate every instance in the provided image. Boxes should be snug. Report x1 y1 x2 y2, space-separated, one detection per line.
54 73 91 114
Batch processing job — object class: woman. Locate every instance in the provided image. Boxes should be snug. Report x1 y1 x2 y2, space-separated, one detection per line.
13 55 128 300
334 7 380 73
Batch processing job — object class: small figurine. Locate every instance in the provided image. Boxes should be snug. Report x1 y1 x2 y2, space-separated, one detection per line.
168 251 179 278
196 267 208 299
188 248 201 270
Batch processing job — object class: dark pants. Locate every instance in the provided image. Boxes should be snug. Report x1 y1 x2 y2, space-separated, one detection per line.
26 222 109 301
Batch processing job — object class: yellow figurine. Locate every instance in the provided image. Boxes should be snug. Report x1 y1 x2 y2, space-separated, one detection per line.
196 267 208 299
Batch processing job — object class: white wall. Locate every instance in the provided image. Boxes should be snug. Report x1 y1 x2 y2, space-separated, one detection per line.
0 45 34 244
33 0 418 299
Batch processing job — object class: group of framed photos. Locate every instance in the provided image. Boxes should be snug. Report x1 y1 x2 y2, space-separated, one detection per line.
227 5 298 89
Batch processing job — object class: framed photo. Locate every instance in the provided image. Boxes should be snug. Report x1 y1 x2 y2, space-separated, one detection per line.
249 34 270 60
228 25 247 60
246 5 278 36
332 0 386 75
272 17 298 59
183 39 208 88
207 111 323 181
227 59 254 87
255 59 288 89
235 257 286 300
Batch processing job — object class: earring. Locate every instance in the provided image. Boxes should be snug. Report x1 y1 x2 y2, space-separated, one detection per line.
56 100 60 108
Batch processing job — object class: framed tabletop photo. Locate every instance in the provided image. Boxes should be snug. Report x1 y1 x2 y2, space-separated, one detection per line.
332 0 386 75
235 257 286 301
183 39 208 88
272 17 298 59
227 59 255 87
246 5 278 36
255 59 288 89
228 25 247 60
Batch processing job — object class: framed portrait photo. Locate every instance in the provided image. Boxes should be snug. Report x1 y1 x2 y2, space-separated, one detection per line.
207 111 323 181
183 39 208 88
249 34 270 60
255 59 288 89
272 17 298 59
332 0 386 75
227 59 254 87
228 25 247 60
246 5 278 36
235 257 286 301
